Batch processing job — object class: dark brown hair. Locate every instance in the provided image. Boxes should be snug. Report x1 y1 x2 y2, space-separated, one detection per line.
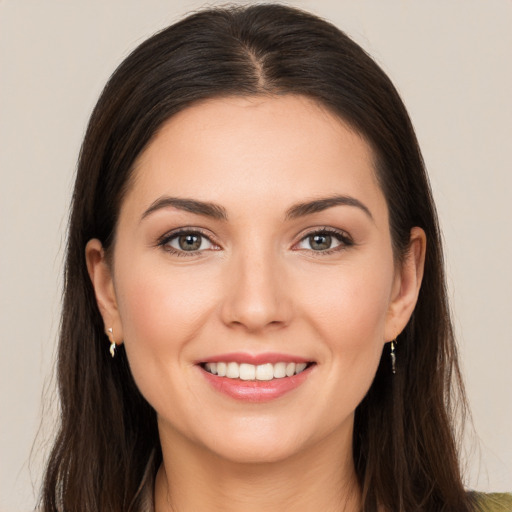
41 4 473 511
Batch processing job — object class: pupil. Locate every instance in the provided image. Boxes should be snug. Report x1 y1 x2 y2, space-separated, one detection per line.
311 234 331 250
179 234 201 251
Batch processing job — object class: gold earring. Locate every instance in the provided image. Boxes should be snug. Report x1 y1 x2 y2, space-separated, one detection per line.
107 327 116 358
390 339 397 374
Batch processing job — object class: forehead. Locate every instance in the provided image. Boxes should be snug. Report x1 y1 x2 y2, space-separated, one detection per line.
124 94 385 221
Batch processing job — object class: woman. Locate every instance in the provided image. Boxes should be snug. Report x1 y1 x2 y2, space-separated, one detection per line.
39 4 511 511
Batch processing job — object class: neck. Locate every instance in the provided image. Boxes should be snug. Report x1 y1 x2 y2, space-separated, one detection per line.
154 422 361 512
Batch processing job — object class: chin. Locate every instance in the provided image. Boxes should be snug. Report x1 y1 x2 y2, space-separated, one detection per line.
205 433 310 465
191 411 351 466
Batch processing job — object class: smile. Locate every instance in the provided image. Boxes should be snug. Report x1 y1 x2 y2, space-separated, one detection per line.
203 361 310 381
198 355 316 402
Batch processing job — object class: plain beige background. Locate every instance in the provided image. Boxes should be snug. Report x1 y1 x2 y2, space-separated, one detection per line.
1 1 511 510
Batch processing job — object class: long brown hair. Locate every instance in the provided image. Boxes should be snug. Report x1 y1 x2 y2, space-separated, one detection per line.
41 5 473 511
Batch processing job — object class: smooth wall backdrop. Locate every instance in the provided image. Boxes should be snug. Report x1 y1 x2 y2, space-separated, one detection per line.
1 1 511 510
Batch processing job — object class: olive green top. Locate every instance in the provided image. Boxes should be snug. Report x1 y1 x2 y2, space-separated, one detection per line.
473 492 512 511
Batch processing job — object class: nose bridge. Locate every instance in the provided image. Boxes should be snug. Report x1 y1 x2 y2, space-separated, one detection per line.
220 238 290 331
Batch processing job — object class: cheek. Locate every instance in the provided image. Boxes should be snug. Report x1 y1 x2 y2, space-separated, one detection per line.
295 257 393 403
299 260 393 348
113 259 217 403
302 263 392 409
116 256 215 343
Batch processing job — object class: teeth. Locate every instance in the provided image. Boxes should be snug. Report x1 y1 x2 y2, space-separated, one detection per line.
285 362 296 377
256 363 274 381
226 362 239 379
295 362 307 373
216 362 226 377
239 363 255 381
203 361 310 380
273 362 286 378
207 362 217 375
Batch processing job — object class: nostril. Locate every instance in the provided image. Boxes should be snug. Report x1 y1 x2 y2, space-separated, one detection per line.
219 272 293 331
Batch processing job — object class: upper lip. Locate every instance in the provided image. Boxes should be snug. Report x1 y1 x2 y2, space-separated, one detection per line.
198 352 312 365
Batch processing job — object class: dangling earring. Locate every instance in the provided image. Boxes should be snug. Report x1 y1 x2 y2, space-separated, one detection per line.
107 327 116 358
390 339 397 374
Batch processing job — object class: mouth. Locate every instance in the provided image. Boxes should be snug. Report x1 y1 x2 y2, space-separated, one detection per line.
197 352 316 401
200 361 314 381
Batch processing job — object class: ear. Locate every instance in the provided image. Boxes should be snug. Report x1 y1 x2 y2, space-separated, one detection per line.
384 227 426 341
85 239 124 346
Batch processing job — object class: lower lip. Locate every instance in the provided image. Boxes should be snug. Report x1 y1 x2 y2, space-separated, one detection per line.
200 365 314 402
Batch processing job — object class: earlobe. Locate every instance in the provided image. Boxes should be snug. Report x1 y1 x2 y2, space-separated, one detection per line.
85 239 124 343
384 227 426 341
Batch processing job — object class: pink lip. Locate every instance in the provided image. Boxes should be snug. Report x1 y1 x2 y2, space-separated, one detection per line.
199 352 311 365
199 363 315 403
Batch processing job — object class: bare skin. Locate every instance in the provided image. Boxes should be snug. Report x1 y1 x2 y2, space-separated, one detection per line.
154 417 359 512
86 95 425 512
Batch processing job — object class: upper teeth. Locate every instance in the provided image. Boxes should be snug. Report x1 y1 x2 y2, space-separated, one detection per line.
204 362 308 381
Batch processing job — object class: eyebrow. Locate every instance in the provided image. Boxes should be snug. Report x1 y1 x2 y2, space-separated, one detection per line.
141 196 228 221
285 194 373 221
140 194 373 223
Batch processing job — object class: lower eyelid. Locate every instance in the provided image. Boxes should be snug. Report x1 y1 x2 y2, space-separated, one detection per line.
295 229 353 248
158 229 218 252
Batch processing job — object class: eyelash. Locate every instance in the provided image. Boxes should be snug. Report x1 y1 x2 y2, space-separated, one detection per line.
157 228 219 257
294 227 354 255
157 227 354 257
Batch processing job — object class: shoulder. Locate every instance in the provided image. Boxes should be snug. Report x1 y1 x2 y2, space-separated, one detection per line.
471 492 512 512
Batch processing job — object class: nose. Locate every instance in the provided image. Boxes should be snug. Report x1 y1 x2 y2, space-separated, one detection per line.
219 246 292 333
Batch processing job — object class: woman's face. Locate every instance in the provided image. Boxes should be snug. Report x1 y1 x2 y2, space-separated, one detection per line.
88 95 423 464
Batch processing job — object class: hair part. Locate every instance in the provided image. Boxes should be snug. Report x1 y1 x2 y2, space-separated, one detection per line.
41 5 472 511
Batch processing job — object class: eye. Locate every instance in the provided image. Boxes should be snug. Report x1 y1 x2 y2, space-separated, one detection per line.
295 228 352 253
160 230 217 255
